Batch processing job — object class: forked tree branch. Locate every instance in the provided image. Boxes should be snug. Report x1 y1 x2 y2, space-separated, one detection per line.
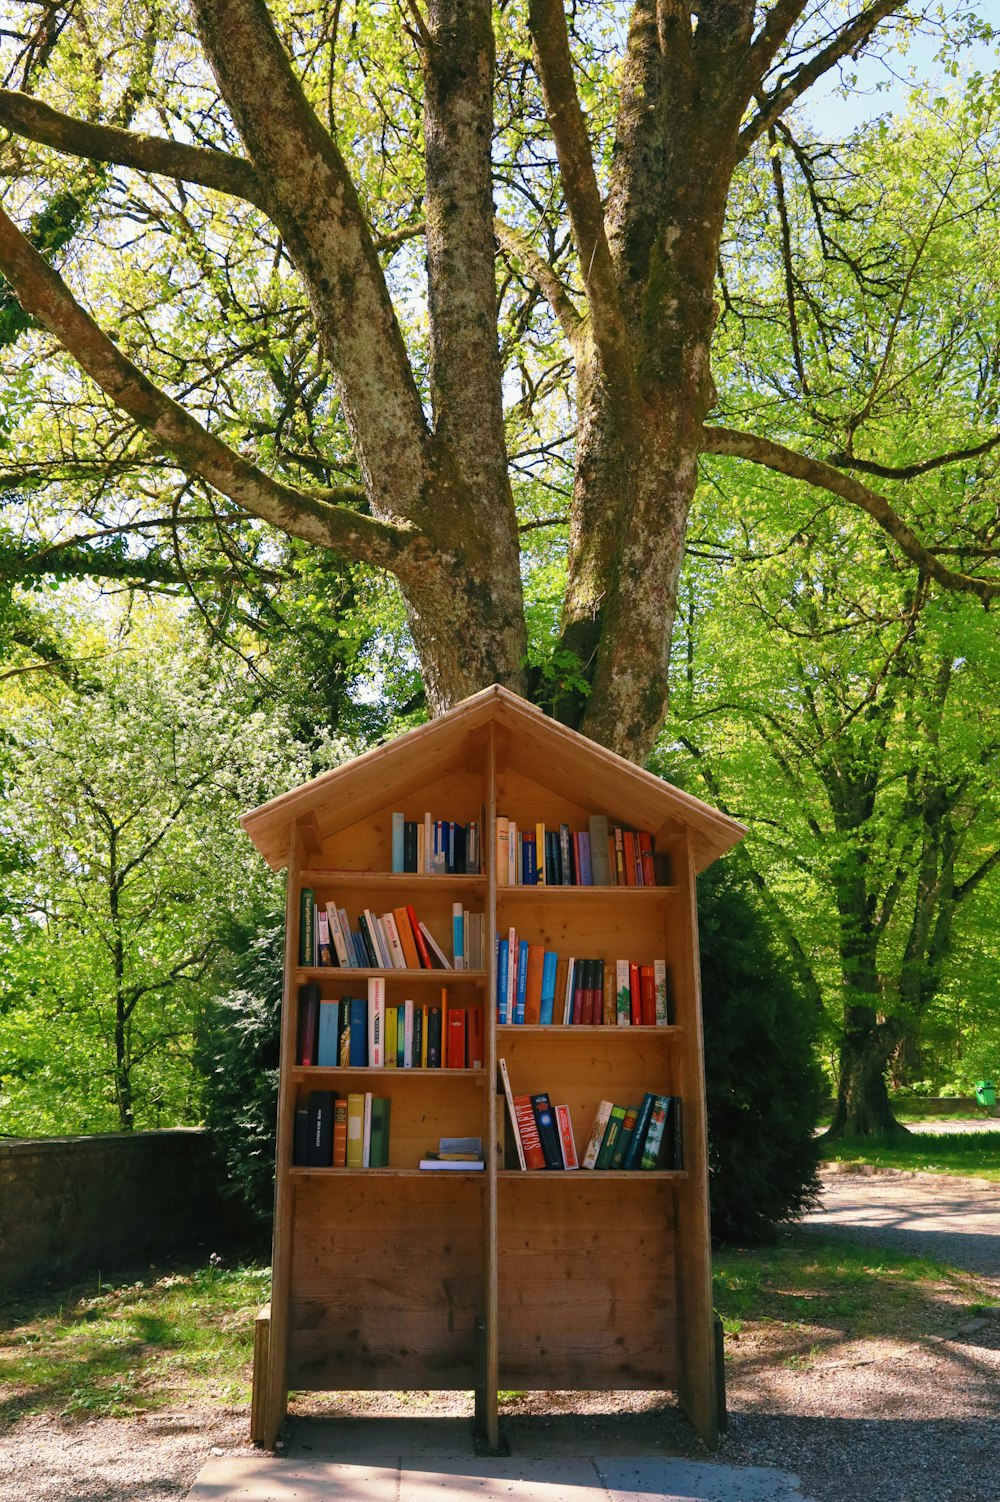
526 0 633 391
737 0 907 160
828 431 1000 480
0 89 267 207
494 218 583 347
700 424 1000 603
0 203 417 568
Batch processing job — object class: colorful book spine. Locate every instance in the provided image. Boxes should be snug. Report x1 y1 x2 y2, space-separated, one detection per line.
367 977 385 1067
595 1103 628 1169
554 1104 579 1169
453 902 465 970
581 1100 614 1169
345 1092 365 1167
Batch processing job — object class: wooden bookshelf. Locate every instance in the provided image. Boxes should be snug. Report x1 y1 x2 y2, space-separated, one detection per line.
240 685 744 1453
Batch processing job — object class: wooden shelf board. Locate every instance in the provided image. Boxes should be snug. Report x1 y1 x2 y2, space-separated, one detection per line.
496 1024 683 1036
289 1166 487 1178
299 870 487 888
295 967 486 983
497 1169 688 1180
497 884 678 898
291 1065 485 1080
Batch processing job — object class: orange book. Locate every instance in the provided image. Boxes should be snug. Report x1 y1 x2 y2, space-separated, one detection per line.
623 831 637 886
638 831 656 886
392 906 421 969
332 1098 348 1167
523 944 545 1025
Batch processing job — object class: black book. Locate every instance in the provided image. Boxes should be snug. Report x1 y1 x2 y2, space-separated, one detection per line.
293 1106 309 1166
412 1005 423 1067
453 822 467 875
404 820 418 873
530 1092 564 1169
296 981 321 1065
427 1005 442 1068
306 1090 336 1166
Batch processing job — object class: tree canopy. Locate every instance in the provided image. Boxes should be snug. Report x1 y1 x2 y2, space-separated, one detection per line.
0 0 996 766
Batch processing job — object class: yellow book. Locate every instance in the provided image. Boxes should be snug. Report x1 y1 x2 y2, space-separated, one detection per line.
421 1004 429 1067
385 1005 398 1066
346 1093 365 1168
535 821 546 885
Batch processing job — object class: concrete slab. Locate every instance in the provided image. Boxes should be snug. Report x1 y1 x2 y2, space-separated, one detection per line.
186 1458 398 1501
187 1452 818 1502
597 1456 818 1501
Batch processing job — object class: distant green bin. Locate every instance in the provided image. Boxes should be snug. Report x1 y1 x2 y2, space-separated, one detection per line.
974 1080 996 1108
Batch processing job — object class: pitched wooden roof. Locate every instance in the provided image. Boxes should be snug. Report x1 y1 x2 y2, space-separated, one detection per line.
240 684 745 874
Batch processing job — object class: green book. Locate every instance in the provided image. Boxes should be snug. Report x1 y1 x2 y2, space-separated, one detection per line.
369 1096 391 1168
608 1103 641 1169
299 887 315 966
640 1095 672 1169
595 1103 627 1169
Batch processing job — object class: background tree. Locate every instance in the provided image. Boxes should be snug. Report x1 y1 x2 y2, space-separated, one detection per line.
0 0 995 769
0 602 301 1131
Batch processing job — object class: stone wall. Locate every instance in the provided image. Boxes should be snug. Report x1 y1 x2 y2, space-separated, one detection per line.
0 1129 258 1291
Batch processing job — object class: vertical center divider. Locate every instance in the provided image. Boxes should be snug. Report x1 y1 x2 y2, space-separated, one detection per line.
480 721 500 1450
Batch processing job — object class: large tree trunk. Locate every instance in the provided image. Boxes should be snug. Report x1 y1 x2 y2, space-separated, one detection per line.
824 1007 908 1138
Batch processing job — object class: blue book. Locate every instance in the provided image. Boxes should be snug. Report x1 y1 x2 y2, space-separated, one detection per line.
348 996 368 1066
539 951 558 1025
514 940 529 1025
317 1001 341 1066
522 834 538 886
497 938 509 1024
391 812 405 873
622 1092 657 1169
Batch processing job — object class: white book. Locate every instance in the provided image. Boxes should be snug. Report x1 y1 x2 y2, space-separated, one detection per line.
498 1057 526 1171
404 997 414 1068
338 908 353 965
419 920 453 969
508 821 518 885
382 911 408 969
326 902 352 968
316 906 332 965
367 977 385 1068
362 1091 373 1168
563 957 576 1024
423 811 433 874
581 1100 613 1169
366 910 392 969
616 959 631 1026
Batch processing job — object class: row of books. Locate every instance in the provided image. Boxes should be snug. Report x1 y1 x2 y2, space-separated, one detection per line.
391 812 483 875
293 1089 390 1168
296 980 484 1070
581 1094 683 1171
496 815 661 887
495 937 674 1027
300 890 485 972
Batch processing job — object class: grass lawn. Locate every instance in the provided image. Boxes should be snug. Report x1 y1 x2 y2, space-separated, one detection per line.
0 1254 270 1421
821 1129 1000 1182
713 1229 999 1373
3 1234 997 1422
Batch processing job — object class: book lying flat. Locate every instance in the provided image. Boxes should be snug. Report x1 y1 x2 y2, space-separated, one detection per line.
419 1158 485 1170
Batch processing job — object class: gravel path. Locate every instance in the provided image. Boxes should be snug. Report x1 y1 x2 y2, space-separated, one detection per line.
3 1169 1000 1502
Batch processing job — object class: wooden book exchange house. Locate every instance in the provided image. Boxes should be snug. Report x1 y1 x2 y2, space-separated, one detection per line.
240 685 744 1450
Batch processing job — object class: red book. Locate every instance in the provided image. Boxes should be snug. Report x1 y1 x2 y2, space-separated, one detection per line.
638 831 656 887
447 1009 467 1069
406 904 433 968
513 1094 546 1169
296 982 320 1066
555 1104 579 1169
629 961 642 1025
622 832 637 886
639 964 656 1027
467 1007 484 1069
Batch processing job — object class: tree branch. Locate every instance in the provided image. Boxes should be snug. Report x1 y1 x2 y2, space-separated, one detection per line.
494 218 582 347
0 88 267 208
737 0 908 161
190 0 431 516
701 424 1000 603
526 0 633 390
0 202 417 570
828 431 1000 481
